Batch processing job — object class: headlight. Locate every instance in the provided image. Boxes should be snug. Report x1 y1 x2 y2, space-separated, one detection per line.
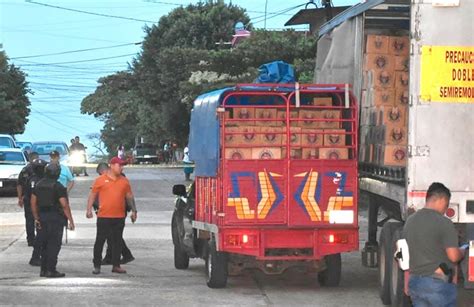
69 151 85 165
9 174 19 179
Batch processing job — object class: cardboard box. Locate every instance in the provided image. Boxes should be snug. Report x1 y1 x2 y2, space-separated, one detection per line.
302 148 319 160
365 54 394 71
394 55 409 72
380 145 407 167
225 148 252 160
323 129 346 146
383 124 408 145
255 108 278 126
366 35 390 54
395 72 409 89
259 127 283 146
312 97 333 107
379 105 407 126
277 110 298 126
251 147 282 160
365 89 396 107
282 127 302 146
389 36 410 56
319 110 341 129
319 148 349 160
282 147 302 159
232 107 255 126
224 126 239 145
372 70 395 89
239 126 259 145
298 110 320 128
301 129 323 147
395 88 409 106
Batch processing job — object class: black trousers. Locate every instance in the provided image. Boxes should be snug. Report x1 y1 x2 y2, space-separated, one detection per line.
104 238 133 261
93 218 125 267
37 212 65 272
23 200 36 244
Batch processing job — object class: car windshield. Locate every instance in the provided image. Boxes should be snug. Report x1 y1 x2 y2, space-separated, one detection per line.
137 143 154 149
0 151 25 165
32 143 67 156
0 137 14 148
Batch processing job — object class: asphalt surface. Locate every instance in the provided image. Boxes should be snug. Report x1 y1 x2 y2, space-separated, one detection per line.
0 167 472 306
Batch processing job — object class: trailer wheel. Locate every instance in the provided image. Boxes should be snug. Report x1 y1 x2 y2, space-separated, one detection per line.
171 214 189 269
318 253 341 287
205 238 228 288
379 222 403 305
390 227 411 307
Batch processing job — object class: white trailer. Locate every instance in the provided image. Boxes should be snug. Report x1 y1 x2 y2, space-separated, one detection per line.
314 0 473 305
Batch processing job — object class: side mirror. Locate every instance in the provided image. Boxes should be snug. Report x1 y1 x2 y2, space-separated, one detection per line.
172 184 187 197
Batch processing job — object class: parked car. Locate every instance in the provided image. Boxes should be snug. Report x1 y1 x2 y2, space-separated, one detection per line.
0 134 17 149
15 141 33 154
31 141 70 164
0 148 28 194
133 143 158 164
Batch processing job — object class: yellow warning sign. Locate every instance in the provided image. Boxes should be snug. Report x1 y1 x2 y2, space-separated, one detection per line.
420 46 474 103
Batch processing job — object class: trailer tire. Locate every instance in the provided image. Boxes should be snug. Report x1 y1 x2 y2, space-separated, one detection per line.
379 222 403 305
390 227 412 307
205 238 228 288
318 253 341 287
172 214 189 269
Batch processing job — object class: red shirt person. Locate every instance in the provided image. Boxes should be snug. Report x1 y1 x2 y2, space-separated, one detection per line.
86 157 137 274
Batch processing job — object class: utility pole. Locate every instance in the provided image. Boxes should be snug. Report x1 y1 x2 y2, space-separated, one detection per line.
264 0 268 30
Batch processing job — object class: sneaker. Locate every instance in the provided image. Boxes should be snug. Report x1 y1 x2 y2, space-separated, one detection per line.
29 258 41 266
111 266 126 274
120 256 135 264
92 266 101 275
45 271 65 278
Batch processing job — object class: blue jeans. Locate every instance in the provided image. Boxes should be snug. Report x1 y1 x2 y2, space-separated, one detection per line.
409 275 456 307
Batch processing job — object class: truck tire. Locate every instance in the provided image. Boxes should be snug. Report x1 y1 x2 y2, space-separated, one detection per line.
390 227 412 307
205 238 228 288
172 214 189 269
379 222 403 305
318 253 341 287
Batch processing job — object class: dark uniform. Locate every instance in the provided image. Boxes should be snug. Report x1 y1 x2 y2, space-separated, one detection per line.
18 164 35 245
33 164 68 277
26 159 47 266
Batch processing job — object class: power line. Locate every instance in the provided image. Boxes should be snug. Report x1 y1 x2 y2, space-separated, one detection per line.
11 42 141 59
26 0 156 23
18 53 136 66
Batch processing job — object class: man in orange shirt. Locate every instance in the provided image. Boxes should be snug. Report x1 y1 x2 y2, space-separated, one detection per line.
86 157 137 274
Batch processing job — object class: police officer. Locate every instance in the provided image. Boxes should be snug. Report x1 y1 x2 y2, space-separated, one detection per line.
31 163 75 278
24 158 48 266
17 151 39 246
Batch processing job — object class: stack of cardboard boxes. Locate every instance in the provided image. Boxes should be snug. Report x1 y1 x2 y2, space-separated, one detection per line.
224 98 350 160
360 34 409 167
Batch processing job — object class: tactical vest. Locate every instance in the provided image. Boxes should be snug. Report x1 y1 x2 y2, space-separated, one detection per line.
24 174 42 201
35 179 61 211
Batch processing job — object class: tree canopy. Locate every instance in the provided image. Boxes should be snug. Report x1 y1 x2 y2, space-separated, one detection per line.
0 51 31 135
82 0 317 153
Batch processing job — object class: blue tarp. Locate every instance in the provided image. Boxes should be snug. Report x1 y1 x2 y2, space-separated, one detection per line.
255 61 295 83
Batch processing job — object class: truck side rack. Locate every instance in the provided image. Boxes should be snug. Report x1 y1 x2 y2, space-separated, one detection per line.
359 162 405 184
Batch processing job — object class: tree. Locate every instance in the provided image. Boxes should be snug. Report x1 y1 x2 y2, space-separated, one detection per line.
0 51 31 134
81 71 140 154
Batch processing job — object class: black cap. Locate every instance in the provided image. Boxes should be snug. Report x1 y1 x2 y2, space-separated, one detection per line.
45 163 61 180
49 150 60 157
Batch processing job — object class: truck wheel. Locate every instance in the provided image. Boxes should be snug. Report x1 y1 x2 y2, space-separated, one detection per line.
318 253 341 287
390 227 411 307
379 222 403 305
205 238 228 288
174 244 190 269
171 215 189 269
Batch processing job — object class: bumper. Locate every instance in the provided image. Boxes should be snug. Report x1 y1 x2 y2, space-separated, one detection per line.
218 227 359 260
0 179 17 192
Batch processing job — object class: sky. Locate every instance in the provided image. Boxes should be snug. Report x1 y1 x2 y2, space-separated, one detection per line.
0 0 359 157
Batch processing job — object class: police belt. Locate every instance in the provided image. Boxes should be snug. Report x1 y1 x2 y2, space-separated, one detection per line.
39 206 60 213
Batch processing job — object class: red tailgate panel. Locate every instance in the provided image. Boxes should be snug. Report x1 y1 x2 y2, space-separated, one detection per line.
288 160 358 227
223 160 287 225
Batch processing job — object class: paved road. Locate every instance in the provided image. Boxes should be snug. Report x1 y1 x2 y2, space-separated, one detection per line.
0 167 472 306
